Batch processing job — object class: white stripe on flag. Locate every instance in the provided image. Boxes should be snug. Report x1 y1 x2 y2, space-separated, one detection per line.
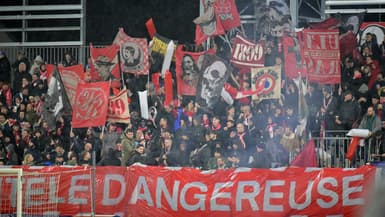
138 90 149 119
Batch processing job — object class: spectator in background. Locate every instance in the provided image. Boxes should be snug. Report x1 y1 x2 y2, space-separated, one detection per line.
0 51 11 84
120 127 135 166
79 150 91 166
11 50 30 73
22 153 35 166
336 90 362 131
98 148 121 166
127 144 147 166
29 55 44 75
12 62 31 95
61 52 77 67
249 142 271 168
359 106 382 162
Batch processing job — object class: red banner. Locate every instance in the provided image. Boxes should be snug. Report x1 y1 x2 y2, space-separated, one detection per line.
175 47 214 96
113 28 149 75
72 82 110 128
214 0 240 31
230 35 265 69
0 165 376 217
58 64 85 107
90 44 120 82
282 34 307 79
303 29 340 84
107 89 130 123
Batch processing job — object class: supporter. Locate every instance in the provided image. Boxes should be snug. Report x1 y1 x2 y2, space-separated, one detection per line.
83 127 102 162
100 122 121 158
0 51 11 84
284 81 299 113
320 86 340 134
173 141 191 167
159 137 179 167
230 122 252 152
5 136 18 165
226 142 246 168
127 144 147 166
25 140 42 164
12 62 31 95
120 127 135 166
190 130 211 169
66 152 78 166
248 142 271 168
79 150 91 166
207 150 229 169
338 92 361 132
61 52 77 67
55 154 65 165
11 50 30 74
29 55 44 75
22 153 35 166
98 147 121 166
361 33 381 60
0 83 13 108
359 106 382 162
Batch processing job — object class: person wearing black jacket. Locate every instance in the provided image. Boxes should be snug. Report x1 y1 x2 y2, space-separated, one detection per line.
0 51 11 84
98 148 121 166
127 144 147 166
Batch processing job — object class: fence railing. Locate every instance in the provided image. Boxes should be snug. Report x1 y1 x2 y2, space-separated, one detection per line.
292 132 385 168
0 45 99 66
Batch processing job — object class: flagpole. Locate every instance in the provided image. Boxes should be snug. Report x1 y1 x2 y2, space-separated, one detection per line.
117 49 126 90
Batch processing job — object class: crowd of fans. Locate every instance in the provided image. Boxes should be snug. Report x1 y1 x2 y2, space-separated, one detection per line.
0 30 385 169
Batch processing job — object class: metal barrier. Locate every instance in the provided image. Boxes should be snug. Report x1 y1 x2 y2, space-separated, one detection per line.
292 134 385 168
0 45 100 66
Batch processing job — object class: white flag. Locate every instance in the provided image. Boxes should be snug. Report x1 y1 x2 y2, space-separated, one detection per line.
138 90 149 119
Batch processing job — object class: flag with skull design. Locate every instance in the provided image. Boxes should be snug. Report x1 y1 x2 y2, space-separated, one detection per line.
195 54 230 108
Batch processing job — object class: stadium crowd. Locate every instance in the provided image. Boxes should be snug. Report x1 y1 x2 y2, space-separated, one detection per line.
0 30 385 169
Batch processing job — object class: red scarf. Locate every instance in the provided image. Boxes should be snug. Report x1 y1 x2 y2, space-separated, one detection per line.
212 123 222 131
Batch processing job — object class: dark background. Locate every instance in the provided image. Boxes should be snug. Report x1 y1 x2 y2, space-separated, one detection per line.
87 0 200 45
0 0 200 45
1 0 384 45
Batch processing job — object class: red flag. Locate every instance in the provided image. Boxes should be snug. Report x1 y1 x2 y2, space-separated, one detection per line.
308 17 339 30
346 137 361 161
291 139 317 167
302 29 340 84
152 72 161 94
90 44 120 82
194 0 225 45
145 18 157 39
113 28 149 75
112 27 131 45
107 89 130 124
164 70 173 106
72 82 110 128
214 0 240 30
175 47 215 96
45 63 56 84
230 35 265 69
58 64 85 107
282 34 307 79
224 82 265 99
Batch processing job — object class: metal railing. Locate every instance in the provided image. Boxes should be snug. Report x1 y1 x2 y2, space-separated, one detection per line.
291 131 385 168
0 46 92 66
